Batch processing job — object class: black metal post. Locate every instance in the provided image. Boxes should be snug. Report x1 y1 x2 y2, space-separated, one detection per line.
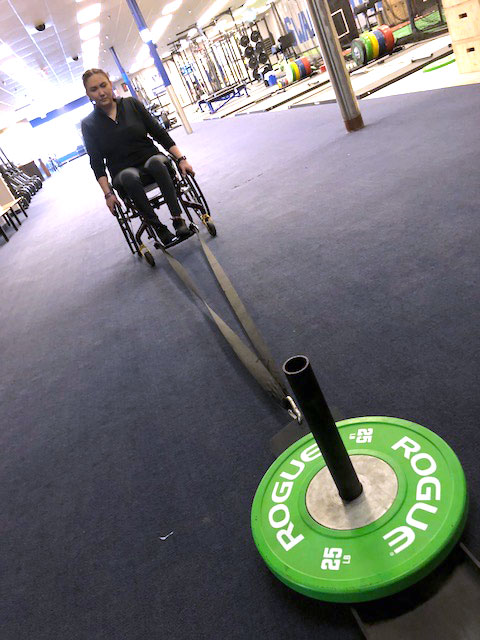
283 355 363 502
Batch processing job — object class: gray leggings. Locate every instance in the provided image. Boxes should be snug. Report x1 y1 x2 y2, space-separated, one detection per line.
112 154 182 225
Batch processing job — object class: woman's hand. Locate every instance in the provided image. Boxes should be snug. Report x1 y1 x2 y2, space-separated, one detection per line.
178 158 195 177
105 192 120 214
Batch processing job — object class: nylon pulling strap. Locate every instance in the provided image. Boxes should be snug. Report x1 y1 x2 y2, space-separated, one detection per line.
159 235 301 422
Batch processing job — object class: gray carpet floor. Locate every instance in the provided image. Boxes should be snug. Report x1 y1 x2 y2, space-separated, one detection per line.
1 85 479 639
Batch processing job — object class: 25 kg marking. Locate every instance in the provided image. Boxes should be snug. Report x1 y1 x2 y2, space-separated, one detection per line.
349 428 374 444
321 547 351 571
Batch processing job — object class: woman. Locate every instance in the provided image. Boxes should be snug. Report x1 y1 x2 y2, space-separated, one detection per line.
81 68 194 245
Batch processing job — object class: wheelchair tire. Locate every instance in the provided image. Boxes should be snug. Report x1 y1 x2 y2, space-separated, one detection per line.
144 251 155 267
206 221 217 237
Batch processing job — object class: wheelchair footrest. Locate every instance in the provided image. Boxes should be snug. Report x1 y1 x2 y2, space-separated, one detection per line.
155 228 196 250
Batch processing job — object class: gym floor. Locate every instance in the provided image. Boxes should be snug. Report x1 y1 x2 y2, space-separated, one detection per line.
1 85 479 639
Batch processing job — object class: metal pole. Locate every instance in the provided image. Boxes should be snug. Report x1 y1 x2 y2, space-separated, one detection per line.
305 0 364 131
109 46 138 99
283 355 363 502
124 0 193 134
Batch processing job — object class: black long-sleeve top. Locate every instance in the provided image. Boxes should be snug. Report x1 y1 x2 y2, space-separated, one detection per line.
81 97 175 181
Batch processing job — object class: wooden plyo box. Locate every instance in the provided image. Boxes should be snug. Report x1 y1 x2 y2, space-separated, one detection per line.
444 0 480 72
452 36 480 72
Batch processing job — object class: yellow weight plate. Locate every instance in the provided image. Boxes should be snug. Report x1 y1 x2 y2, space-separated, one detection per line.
365 32 379 59
290 62 300 81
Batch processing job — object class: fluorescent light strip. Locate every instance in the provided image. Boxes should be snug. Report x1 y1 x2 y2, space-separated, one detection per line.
151 15 173 42
77 3 101 25
82 37 100 53
0 43 13 60
162 0 182 16
79 22 100 40
198 0 230 27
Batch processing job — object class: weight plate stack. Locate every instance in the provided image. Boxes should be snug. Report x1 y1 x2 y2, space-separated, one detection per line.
372 29 387 57
249 55 259 69
244 45 254 58
255 42 263 53
360 33 374 62
351 38 367 67
259 52 268 64
365 32 379 59
378 24 395 52
251 30 260 42
240 34 250 47
251 416 467 603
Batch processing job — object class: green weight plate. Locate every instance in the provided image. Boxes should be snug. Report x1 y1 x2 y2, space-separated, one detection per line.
360 33 374 62
251 416 467 603
351 38 366 67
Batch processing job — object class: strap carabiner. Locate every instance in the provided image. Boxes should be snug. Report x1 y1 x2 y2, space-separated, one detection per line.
285 395 302 424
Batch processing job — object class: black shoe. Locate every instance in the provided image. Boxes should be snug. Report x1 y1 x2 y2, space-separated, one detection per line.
172 216 191 240
155 223 175 246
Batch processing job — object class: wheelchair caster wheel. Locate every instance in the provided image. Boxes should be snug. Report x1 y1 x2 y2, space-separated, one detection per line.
206 221 217 237
153 241 161 250
144 251 155 267
189 223 199 233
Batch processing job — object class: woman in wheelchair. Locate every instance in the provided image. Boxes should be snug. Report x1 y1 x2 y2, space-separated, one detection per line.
81 68 194 245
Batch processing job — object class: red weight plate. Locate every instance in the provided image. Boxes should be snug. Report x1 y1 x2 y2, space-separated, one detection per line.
378 25 395 52
300 56 312 75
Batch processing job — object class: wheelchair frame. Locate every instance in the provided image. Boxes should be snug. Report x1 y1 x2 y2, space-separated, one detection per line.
113 156 216 266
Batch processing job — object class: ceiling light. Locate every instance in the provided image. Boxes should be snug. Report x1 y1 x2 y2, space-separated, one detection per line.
81 37 99 53
162 0 182 16
136 44 151 61
0 43 13 60
139 28 152 43
216 18 234 31
198 0 230 27
77 3 101 25
79 22 100 40
83 56 98 70
151 15 173 42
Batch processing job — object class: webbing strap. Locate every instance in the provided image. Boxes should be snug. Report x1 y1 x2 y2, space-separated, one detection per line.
196 233 288 397
160 243 292 412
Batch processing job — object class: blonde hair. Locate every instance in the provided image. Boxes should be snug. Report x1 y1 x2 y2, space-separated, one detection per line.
82 68 110 88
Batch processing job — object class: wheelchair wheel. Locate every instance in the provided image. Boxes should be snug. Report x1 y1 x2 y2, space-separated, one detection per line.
144 250 155 267
206 221 217 237
186 174 211 217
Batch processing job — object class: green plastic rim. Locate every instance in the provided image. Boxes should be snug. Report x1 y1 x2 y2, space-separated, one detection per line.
423 54 456 72
251 417 468 603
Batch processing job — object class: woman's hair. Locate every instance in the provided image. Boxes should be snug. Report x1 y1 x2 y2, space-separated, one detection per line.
82 68 110 88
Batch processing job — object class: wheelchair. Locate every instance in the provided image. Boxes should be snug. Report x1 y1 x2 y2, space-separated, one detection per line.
113 155 216 267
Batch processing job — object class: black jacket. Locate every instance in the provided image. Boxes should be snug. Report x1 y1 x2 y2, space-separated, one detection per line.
81 97 175 181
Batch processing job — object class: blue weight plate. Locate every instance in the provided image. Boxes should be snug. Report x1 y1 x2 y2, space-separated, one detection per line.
295 58 306 79
373 30 387 57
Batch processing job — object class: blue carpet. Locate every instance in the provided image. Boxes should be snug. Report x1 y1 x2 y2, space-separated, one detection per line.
1 85 479 639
